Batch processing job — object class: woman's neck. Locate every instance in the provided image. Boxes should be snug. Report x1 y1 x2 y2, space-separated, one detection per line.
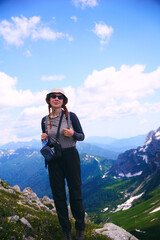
50 108 62 118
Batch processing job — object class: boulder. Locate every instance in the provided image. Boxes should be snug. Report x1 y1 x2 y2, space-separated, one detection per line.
95 223 138 240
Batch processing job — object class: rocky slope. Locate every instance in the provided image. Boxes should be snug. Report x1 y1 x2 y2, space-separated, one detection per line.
0 178 138 240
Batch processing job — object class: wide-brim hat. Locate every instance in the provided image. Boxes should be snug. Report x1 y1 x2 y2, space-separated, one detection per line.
46 88 68 105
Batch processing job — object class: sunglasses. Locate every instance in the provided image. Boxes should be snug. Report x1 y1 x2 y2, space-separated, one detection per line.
50 93 64 100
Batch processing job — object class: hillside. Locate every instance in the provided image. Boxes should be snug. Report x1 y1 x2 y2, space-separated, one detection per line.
0 178 138 240
82 127 160 240
108 186 160 240
82 170 160 240
0 178 109 240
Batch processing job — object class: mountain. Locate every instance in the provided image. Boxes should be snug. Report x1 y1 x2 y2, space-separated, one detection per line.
85 136 116 145
85 134 147 152
81 127 160 240
0 148 52 198
80 153 114 183
1 139 42 150
1 140 118 160
77 142 119 160
82 127 160 215
1 133 147 160
109 127 160 178
0 148 114 198
1 127 160 240
82 165 160 240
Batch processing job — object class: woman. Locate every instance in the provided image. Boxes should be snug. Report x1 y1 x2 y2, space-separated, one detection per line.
41 88 85 240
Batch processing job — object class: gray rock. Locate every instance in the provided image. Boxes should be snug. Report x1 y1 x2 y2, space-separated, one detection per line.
23 236 35 240
12 185 21 192
23 187 37 201
20 217 32 228
8 215 19 223
95 223 138 240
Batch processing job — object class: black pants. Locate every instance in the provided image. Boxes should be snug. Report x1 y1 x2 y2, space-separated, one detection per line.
48 147 85 232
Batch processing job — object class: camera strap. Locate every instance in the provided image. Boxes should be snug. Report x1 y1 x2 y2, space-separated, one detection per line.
56 111 64 141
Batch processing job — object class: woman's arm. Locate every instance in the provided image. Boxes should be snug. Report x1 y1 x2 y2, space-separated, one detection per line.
41 116 48 141
70 112 85 141
41 116 46 133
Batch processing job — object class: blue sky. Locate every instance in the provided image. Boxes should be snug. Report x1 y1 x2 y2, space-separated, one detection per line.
0 0 160 143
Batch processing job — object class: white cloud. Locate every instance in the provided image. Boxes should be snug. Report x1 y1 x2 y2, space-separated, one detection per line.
15 105 48 139
64 86 76 109
0 114 13 143
1 65 160 143
41 75 66 81
0 72 47 108
0 15 72 46
70 16 78 22
70 65 160 121
72 0 98 8
93 22 114 46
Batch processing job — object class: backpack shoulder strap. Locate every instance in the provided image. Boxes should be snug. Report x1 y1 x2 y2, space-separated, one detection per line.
67 112 70 129
45 116 49 133
62 110 70 129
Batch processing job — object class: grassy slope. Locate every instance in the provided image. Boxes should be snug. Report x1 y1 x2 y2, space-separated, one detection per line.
0 180 110 240
82 172 160 240
82 176 138 214
106 187 160 240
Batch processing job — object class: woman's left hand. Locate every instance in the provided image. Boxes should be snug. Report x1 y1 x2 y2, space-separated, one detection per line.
63 128 74 137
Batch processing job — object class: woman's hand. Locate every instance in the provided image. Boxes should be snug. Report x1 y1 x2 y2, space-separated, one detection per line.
41 133 48 141
63 128 74 137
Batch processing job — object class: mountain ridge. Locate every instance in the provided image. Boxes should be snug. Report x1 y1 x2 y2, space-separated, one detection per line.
108 127 160 178
85 134 147 152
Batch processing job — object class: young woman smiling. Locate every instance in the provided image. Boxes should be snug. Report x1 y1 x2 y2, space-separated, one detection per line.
41 88 85 240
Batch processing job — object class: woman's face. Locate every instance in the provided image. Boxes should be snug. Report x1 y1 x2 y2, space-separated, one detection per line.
49 93 64 109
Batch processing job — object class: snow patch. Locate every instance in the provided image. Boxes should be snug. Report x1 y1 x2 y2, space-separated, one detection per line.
27 151 37 158
142 155 148 163
155 130 160 140
135 229 146 233
126 171 143 177
101 207 108 212
149 206 160 214
119 171 142 178
114 192 144 212
102 171 109 178
145 137 152 145
118 173 125 177
139 147 146 153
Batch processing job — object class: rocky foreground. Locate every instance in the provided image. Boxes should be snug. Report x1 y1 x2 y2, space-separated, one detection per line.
0 178 138 240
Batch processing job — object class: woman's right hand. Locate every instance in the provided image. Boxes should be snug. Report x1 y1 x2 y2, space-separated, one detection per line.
41 133 48 141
